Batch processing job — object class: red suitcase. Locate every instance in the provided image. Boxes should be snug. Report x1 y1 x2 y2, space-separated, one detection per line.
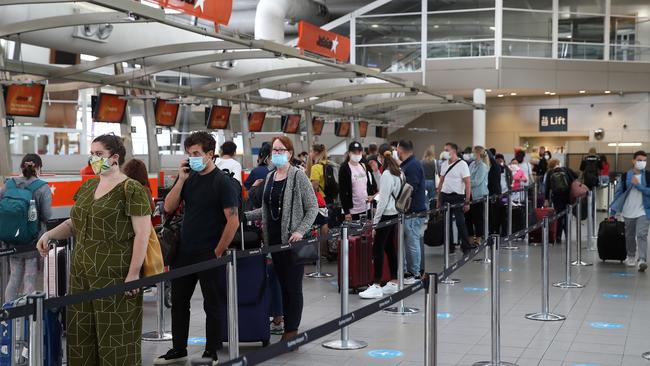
530 207 557 243
338 230 374 292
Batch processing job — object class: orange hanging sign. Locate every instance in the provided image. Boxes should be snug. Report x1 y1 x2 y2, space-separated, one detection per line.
144 0 232 26
297 21 350 62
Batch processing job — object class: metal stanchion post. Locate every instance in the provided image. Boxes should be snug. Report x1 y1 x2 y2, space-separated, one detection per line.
525 217 566 322
474 235 517 366
28 291 45 366
66 237 74 295
305 234 333 278
587 190 595 251
323 225 369 349
0 254 8 305
142 281 173 341
475 197 491 263
554 210 584 289
440 204 460 285
524 187 530 242
424 274 438 366
533 182 538 209
384 216 420 313
226 250 240 359
572 197 592 266
501 193 519 251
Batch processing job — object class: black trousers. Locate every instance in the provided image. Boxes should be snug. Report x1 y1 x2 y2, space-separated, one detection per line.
489 200 505 235
171 250 224 352
552 194 570 243
271 250 304 332
467 201 486 238
372 215 399 282
440 193 472 249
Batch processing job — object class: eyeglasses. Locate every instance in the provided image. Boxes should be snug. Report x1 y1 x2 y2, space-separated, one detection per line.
272 148 288 154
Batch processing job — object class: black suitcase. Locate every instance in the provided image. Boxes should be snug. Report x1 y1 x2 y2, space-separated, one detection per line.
597 219 627 262
424 212 444 247
511 205 526 233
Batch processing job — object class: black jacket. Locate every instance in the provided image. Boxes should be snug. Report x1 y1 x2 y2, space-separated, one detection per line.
487 150 501 196
338 161 378 215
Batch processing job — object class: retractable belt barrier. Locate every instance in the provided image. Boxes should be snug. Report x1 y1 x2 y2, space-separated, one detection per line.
1 184 592 366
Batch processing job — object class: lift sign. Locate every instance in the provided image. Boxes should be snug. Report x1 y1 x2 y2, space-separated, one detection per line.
539 108 568 132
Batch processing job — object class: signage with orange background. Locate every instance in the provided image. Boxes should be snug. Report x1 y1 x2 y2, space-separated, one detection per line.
46 176 159 208
206 106 231 129
312 117 324 136
4 84 45 117
155 99 180 127
143 0 232 26
335 121 351 137
297 21 350 62
247 112 266 132
94 93 127 123
282 114 301 134
358 121 368 138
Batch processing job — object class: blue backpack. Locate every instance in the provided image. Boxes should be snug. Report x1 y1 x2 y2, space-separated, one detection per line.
0 178 48 245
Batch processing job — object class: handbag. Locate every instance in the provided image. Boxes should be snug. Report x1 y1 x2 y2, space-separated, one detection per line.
287 171 319 265
570 176 589 203
124 180 164 276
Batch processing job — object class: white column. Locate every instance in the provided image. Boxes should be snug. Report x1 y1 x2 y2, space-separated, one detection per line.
350 15 356 65
604 0 611 61
495 0 503 69
143 98 161 173
421 0 428 83
473 88 486 147
552 0 559 59
239 102 253 169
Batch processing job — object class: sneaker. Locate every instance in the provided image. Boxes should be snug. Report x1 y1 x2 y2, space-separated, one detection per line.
382 282 399 295
201 350 219 365
359 284 383 299
154 349 188 365
270 321 284 335
403 276 420 285
625 256 637 267
639 260 647 272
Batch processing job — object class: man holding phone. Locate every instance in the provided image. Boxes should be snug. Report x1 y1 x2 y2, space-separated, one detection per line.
155 132 239 365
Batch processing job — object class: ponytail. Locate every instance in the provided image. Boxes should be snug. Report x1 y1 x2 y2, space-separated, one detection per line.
20 153 42 179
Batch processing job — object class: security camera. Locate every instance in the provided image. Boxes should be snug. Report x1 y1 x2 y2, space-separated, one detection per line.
623 124 628 129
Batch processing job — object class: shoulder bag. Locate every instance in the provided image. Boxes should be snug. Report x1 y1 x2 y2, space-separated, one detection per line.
287 170 319 265
124 180 164 277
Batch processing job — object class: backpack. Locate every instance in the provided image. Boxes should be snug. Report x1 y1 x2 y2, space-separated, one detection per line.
583 157 600 188
621 170 650 191
0 178 48 245
392 174 414 214
219 170 261 250
549 169 570 196
321 162 339 205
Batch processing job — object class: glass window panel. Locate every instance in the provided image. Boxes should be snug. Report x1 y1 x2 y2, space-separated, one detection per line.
428 11 495 41
558 14 604 43
559 0 605 14
503 40 553 57
367 0 421 14
356 44 421 71
503 0 552 10
611 1 650 17
610 16 650 46
558 42 604 59
503 11 553 40
427 40 495 58
428 0 494 11
610 44 650 62
330 22 350 39
356 15 421 44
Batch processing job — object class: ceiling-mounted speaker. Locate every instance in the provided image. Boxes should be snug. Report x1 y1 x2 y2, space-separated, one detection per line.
594 128 604 140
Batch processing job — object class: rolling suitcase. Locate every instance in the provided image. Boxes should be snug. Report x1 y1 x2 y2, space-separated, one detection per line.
424 212 444 247
217 255 270 347
597 218 627 262
338 229 374 292
530 208 557 243
511 205 527 233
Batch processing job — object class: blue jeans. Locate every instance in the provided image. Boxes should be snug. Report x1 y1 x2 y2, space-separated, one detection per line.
404 216 426 276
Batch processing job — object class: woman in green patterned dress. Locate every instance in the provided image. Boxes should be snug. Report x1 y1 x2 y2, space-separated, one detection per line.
37 134 152 366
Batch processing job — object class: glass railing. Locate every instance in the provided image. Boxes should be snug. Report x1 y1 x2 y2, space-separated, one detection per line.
610 44 650 62
503 39 552 58
356 43 421 72
427 40 495 58
558 42 604 60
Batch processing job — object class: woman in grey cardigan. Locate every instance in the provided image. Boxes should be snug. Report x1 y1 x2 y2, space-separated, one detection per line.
246 136 318 341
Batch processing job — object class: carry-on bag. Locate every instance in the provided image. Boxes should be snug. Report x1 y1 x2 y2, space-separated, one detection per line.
597 218 627 262
338 229 374 292
424 212 445 247
530 208 557 243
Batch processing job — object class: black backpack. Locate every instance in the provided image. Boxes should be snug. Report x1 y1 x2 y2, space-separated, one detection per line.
549 169 570 196
322 163 339 205
219 170 261 249
582 157 600 188
621 170 650 191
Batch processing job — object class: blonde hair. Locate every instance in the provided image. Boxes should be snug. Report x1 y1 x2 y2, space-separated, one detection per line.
473 145 490 168
307 143 328 177
548 159 560 170
422 145 436 162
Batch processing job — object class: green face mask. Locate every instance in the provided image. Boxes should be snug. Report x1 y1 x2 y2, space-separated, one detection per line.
89 155 112 175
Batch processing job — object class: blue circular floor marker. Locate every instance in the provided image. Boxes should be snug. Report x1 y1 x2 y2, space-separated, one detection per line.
437 312 452 319
612 272 634 277
463 287 488 292
188 337 206 345
589 322 624 329
367 349 403 359
602 293 630 299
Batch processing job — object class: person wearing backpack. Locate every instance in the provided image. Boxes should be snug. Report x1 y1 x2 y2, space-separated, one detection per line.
609 150 650 272
437 142 475 255
580 148 603 190
544 159 577 244
397 140 427 282
1 154 51 302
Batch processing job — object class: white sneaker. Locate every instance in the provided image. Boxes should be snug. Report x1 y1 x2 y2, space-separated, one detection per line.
403 276 420 285
625 257 636 267
359 284 383 299
382 282 399 295
639 260 647 272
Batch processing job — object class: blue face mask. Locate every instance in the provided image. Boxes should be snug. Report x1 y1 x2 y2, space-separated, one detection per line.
188 156 206 172
271 153 289 168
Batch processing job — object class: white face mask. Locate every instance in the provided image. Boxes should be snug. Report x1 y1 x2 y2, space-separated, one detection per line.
636 160 647 170
350 154 362 163
441 151 451 160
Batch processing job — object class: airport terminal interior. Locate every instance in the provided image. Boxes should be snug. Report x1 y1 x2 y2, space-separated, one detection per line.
1 0 650 365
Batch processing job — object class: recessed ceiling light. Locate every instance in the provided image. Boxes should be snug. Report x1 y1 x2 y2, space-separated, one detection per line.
544 91 551 95
579 90 586 94
604 90 611 94
510 92 517 96
549 92 556 96
497 94 504 97
485 89 492 92
433 25 439 29
371 24 379 28
489 26 496 31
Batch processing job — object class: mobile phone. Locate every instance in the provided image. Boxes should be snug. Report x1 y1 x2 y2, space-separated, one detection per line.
182 159 190 173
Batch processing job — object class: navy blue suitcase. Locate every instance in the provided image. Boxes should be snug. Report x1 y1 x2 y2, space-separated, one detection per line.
217 255 271 347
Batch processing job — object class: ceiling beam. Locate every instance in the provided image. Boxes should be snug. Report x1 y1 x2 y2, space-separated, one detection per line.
197 66 337 92
0 12 147 38
224 72 358 97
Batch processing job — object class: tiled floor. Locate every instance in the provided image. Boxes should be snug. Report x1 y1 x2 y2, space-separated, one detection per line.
141 217 650 366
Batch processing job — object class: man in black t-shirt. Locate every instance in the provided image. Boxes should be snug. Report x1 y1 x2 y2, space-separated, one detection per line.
155 132 239 366
580 148 603 190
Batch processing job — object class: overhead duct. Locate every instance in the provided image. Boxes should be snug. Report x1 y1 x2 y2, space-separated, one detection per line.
254 0 330 42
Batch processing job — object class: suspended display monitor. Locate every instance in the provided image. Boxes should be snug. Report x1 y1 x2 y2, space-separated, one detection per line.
335 121 351 137
358 121 369 138
92 93 127 123
281 114 301 134
247 112 266 132
205 105 232 130
154 99 180 127
376 126 388 138
311 117 324 136
3 83 46 117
